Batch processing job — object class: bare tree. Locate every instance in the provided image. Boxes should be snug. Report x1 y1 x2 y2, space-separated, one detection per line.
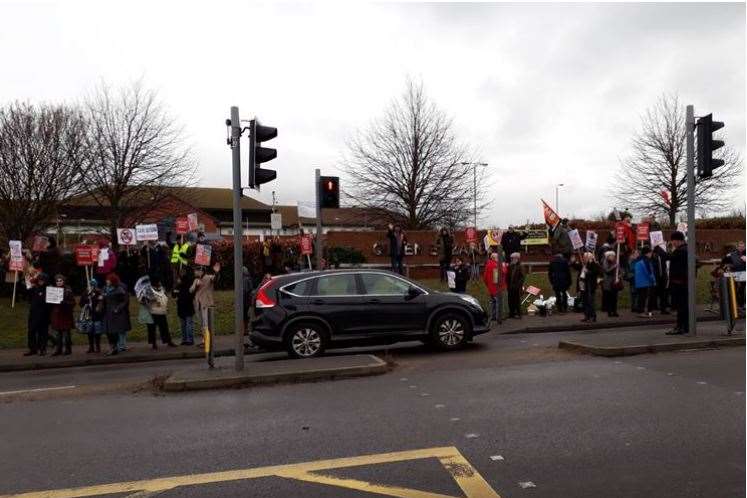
343 80 487 230
612 93 743 225
0 102 88 243
81 81 196 246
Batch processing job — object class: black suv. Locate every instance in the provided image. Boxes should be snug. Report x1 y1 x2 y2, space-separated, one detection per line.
250 269 490 358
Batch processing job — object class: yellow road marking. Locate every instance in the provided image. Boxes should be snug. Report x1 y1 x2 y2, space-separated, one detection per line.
1 446 501 498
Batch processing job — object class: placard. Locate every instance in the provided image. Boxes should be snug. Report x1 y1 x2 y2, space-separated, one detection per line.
465 227 477 244
9 257 24 272
175 218 189 235
195 244 212 266
526 285 541 296
45 286 64 304
32 235 48 252
271 213 282 231
97 247 110 267
117 228 137 246
541 199 561 228
187 213 199 232
636 222 650 241
585 230 598 251
615 222 626 243
74 245 94 266
8 240 22 260
300 235 313 256
447 271 455 290
135 224 159 241
520 228 549 246
650 230 665 249
568 229 584 250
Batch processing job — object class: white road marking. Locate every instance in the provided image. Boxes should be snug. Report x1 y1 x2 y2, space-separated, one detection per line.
0 385 76 396
490 455 505 461
420 393 430 397
614 361 623 364
518 481 537 489
735 392 743 395
399 378 408 381
450 417 461 422
696 381 707 385
408 385 417 389
465 433 479 439
434 404 445 409
532 343 539 347
636 366 646 370
667 372 674 376
592 374 600 378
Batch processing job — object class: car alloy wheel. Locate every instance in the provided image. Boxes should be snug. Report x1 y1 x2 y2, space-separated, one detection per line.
438 318 465 347
291 327 322 358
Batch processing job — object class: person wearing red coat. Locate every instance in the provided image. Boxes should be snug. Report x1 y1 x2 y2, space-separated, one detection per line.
483 252 508 324
621 214 636 253
50 274 75 355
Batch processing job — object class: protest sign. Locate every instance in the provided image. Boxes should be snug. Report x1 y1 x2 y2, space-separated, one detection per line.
568 229 584 250
195 244 212 266
97 247 110 267
9 240 22 260
136 224 159 241
465 227 477 244
447 271 456 290
615 222 626 243
525 285 541 296
271 213 282 231
9 257 24 272
45 286 64 304
636 222 650 242
32 236 48 252
520 228 549 246
187 213 199 232
117 228 137 246
650 230 665 249
74 245 95 266
300 235 313 256
175 218 189 235
541 200 560 228
585 230 598 251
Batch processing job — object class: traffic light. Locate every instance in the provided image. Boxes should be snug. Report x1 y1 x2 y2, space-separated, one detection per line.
319 176 339 209
248 119 277 188
696 113 725 179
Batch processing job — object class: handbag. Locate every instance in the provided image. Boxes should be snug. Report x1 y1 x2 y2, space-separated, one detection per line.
76 304 93 334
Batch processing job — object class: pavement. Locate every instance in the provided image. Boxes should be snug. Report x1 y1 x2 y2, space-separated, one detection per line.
0 337 743 497
0 305 721 372
162 354 389 392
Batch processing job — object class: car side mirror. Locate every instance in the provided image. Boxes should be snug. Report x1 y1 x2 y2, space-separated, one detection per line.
406 286 421 300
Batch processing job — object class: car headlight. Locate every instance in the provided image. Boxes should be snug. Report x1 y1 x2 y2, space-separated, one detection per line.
459 295 483 310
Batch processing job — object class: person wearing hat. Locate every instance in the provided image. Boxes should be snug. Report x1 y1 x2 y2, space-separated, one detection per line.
79 279 105 353
667 231 689 335
50 274 75 356
24 273 51 356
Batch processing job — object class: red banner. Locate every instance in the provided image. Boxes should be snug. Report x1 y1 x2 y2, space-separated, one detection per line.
465 227 477 244
636 222 650 242
175 218 189 235
74 245 95 266
541 200 560 228
615 222 626 243
300 235 313 256
8 257 24 272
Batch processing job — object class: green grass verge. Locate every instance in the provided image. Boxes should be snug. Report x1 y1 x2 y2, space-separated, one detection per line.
0 270 715 349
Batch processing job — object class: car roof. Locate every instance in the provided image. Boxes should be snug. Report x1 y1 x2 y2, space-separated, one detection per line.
271 268 413 285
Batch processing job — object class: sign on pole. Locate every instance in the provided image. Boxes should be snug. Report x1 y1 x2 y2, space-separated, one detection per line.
117 228 137 246
74 245 95 266
585 230 598 251
271 213 282 231
465 227 477 244
615 222 626 243
135 224 159 241
568 229 584 250
9 240 22 260
541 199 561 228
9 257 24 272
636 222 650 242
175 218 189 235
45 286 64 304
195 244 212 266
187 213 199 232
300 235 313 256
520 228 549 246
650 230 665 249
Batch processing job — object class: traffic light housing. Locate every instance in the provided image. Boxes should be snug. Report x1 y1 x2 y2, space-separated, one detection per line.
319 176 339 209
696 113 725 179
248 119 277 188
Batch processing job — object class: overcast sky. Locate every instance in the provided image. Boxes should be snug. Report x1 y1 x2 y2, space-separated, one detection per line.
1 1 744 226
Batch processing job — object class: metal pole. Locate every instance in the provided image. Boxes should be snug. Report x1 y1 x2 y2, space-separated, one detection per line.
686 104 697 336
230 106 245 370
315 168 322 270
473 163 477 228
555 186 559 213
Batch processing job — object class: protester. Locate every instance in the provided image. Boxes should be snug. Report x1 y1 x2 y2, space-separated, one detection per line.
436 228 454 283
173 267 196 346
601 251 620 317
500 226 527 261
727 241 746 308
79 279 105 353
596 233 615 264
548 253 571 313
633 246 657 318
50 274 75 356
146 276 175 349
386 224 407 275
451 256 470 294
483 252 507 323
667 232 689 335
578 252 601 323
708 261 727 313
103 273 130 354
37 236 62 277
550 219 573 260
24 273 50 356
507 252 524 319
652 245 670 314
192 262 221 345
620 213 637 254
95 240 118 288
627 249 640 312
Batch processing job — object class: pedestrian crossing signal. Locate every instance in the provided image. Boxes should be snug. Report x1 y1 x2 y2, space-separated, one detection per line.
319 176 339 209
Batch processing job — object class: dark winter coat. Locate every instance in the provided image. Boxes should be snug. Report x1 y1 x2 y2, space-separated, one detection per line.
27 285 50 329
669 244 688 288
652 247 669 288
550 226 573 255
103 283 131 335
173 278 196 318
508 262 524 292
452 264 470 293
80 289 105 322
601 258 618 291
500 231 526 257
548 255 571 291
728 249 746 272
50 286 75 331
579 261 602 295
387 229 407 258
436 233 454 263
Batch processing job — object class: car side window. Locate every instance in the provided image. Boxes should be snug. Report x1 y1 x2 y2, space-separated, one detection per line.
314 274 361 296
283 279 313 297
361 273 411 295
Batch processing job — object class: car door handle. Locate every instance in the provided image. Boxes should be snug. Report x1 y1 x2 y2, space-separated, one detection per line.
311 299 325 305
366 298 381 304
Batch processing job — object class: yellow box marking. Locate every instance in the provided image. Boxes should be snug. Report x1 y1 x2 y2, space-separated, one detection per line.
0 446 501 498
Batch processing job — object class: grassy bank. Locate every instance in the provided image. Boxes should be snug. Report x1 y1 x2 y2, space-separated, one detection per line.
0 270 715 349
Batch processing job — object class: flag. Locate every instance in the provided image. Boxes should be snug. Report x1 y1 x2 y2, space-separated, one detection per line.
541 200 560 228
660 190 671 205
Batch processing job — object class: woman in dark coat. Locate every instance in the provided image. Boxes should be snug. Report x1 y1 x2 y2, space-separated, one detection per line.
103 273 131 355
25 273 51 356
579 252 602 323
548 253 571 313
50 274 75 356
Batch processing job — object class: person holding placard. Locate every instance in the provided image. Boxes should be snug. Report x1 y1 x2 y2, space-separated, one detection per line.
507 253 525 319
50 275 75 356
145 276 176 349
191 262 220 346
24 273 51 356
601 251 620 317
79 280 105 353
95 241 118 288
578 252 602 323
651 245 670 314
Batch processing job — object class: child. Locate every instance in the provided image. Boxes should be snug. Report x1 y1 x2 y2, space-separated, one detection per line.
147 276 175 349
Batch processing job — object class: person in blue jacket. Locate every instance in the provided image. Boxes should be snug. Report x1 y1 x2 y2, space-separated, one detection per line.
634 246 657 317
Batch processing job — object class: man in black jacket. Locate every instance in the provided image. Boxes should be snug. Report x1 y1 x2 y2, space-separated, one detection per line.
548 253 571 313
667 232 688 335
25 273 51 356
500 226 527 261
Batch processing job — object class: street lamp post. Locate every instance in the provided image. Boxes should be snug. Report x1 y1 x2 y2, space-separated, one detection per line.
460 162 488 228
555 184 565 213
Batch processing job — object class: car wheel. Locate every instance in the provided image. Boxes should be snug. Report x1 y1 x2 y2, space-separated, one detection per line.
285 322 327 359
430 312 470 350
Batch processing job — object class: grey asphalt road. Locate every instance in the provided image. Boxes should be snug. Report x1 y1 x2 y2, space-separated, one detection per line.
0 329 743 498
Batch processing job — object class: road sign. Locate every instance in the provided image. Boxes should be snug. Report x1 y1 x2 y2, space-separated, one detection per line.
135 224 159 241
271 213 282 230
